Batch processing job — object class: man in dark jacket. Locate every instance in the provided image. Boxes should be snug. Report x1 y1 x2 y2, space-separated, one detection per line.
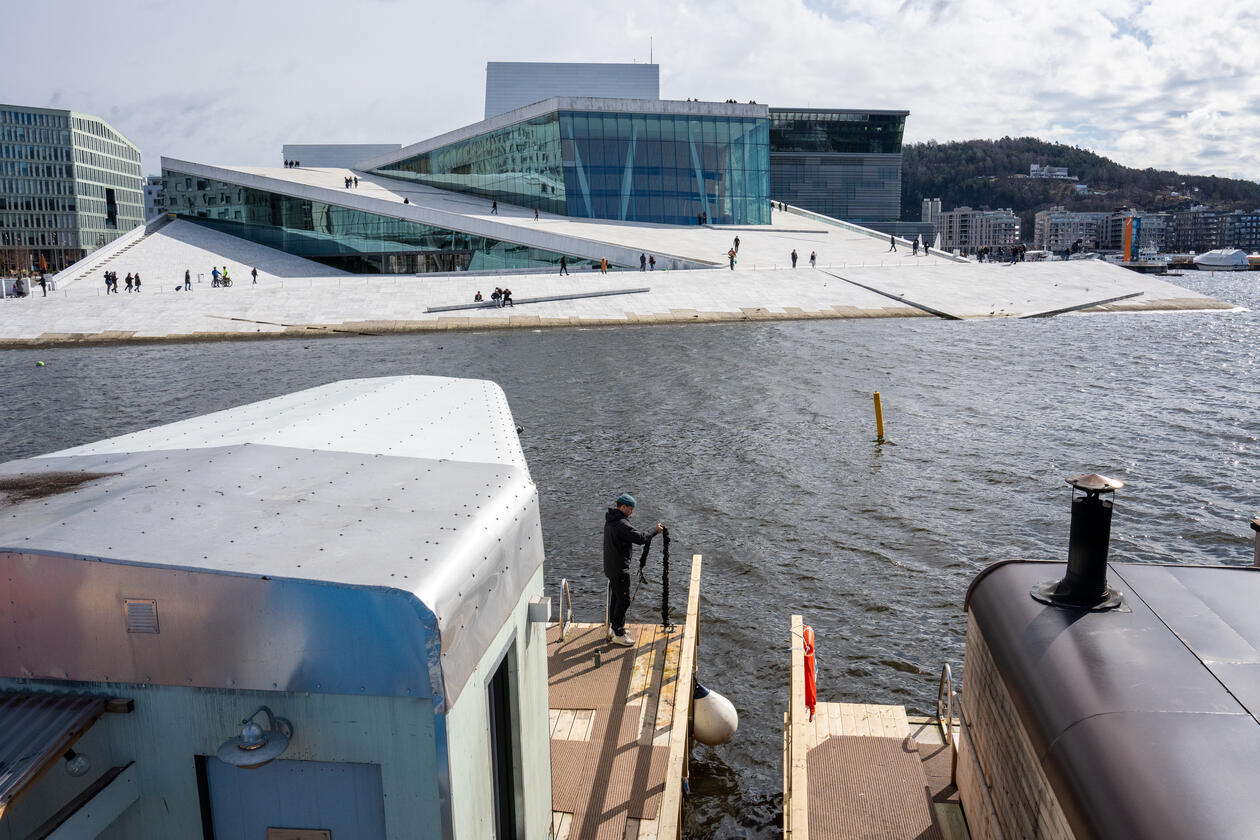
603 493 663 646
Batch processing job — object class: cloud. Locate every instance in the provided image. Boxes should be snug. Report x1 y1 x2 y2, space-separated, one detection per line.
3 0 1258 182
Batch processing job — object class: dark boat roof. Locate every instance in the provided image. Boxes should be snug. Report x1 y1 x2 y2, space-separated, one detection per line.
966 560 1260 840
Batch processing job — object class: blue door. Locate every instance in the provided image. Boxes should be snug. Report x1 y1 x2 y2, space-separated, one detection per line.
205 758 387 839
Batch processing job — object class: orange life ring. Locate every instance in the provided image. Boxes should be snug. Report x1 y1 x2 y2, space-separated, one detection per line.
803 625 817 717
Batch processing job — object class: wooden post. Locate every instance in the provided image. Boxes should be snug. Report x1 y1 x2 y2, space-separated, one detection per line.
787 615 810 839
873 392 885 441
657 555 703 840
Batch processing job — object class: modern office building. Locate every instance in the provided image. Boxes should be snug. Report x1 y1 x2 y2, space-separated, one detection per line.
768 108 912 235
281 144 402 169
360 97 770 226
1169 208 1221 253
1218 209 1260 252
143 174 165 219
1 103 143 274
484 62 659 120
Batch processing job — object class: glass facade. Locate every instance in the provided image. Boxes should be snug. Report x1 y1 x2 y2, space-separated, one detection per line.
0 105 143 273
371 108 770 226
162 169 599 274
768 109 907 226
769 110 905 154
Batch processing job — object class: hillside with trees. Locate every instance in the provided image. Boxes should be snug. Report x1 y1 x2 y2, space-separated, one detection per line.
902 137 1260 236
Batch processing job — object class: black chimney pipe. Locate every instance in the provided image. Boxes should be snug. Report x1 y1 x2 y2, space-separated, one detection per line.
1032 473 1124 610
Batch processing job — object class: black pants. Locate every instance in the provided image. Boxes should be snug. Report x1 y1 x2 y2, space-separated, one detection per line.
607 571 631 635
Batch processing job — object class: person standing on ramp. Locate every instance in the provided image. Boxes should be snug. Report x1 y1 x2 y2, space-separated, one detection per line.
604 493 663 646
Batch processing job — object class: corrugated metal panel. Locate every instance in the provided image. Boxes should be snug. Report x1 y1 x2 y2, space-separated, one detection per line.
0 691 107 817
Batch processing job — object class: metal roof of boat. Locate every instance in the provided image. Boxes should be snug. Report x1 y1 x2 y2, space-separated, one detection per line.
0 376 542 707
967 560 1260 840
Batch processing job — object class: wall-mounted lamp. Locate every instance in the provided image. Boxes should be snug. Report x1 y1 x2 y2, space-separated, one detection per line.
216 706 294 769
64 749 91 778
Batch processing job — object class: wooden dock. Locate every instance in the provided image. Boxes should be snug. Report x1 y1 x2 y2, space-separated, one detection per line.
548 556 702 840
785 615 969 840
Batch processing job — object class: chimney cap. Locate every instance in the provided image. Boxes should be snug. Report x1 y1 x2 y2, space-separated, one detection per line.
1067 473 1124 494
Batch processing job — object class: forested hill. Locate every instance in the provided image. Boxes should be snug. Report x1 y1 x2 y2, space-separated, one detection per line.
901 137 1260 234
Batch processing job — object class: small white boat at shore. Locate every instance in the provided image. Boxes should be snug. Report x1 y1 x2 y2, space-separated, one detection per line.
1193 248 1250 271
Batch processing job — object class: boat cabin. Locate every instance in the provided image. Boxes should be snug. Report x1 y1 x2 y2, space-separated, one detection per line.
0 376 552 839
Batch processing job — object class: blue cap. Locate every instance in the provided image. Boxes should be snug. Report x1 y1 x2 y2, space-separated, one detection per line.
616 493 636 508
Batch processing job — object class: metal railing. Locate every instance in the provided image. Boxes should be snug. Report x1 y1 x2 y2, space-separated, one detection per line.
937 663 959 783
559 578 575 640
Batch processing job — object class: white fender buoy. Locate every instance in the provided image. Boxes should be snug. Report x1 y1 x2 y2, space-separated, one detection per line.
692 682 738 746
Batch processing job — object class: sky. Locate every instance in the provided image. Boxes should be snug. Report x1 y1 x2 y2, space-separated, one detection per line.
5 0 1260 182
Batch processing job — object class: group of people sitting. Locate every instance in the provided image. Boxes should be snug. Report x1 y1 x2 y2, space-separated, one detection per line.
474 287 514 307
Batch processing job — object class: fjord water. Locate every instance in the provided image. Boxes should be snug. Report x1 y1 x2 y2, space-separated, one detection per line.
2 271 1257 837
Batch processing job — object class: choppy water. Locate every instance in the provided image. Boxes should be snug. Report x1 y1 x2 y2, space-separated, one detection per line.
2 271 1257 837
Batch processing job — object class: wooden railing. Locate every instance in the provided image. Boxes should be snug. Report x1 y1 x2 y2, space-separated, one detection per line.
656 554 702 840
785 614 809 839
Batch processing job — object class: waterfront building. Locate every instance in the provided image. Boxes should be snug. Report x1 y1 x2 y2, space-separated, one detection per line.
1096 209 1168 254
1217 209 1260 252
358 97 770 226
280 144 402 169
938 206 1020 253
484 62 660 120
1169 207 1221 253
143 174 165 219
0 103 143 274
768 108 911 235
1032 206 1109 252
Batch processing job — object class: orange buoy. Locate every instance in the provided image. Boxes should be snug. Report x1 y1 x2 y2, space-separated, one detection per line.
803 624 817 719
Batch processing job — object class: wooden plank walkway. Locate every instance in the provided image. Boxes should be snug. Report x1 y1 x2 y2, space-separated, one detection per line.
785 615 970 840
549 556 702 840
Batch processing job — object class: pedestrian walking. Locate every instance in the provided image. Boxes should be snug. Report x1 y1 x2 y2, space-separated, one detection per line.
353 176 358 188
648 255 655 270
912 236 919 256
559 255 569 276
600 257 608 274
39 274 47 296
491 201 498 215
733 235 740 254
184 269 192 291
251 267 258 284
603 493 663 646
134 273 142 292
728 247 736 270
534 208 539 221
791 249 798 268
125 273 134 292
640 253 647 271
809 251 816 268
888 234 897 252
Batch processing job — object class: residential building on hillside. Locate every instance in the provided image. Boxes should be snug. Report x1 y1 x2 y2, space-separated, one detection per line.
938 206 1020 253
1032 206 1109 252
484 62 660 119
1029 163 1075 180
0 103 143 274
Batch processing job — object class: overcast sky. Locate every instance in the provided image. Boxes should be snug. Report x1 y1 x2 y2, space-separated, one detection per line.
5 0 1259 182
